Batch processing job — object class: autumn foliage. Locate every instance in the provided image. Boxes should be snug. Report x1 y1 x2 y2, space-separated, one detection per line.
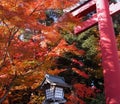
66 84 95 104
0 0 103 104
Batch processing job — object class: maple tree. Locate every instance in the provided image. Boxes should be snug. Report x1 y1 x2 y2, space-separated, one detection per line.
56 23 105 103
0 0 81 103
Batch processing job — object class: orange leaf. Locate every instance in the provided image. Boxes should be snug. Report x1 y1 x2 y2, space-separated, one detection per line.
72 68 89 79
71 58 84 67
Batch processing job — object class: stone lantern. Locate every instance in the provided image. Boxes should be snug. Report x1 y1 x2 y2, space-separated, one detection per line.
40 74 71 104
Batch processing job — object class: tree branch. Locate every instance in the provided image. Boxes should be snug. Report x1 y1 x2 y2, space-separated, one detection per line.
0 75 17 103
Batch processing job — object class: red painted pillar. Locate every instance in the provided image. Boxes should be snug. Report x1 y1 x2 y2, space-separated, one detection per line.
96 0 120 104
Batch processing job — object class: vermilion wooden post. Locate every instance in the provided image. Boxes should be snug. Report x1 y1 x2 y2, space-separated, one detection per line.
96 0 120 103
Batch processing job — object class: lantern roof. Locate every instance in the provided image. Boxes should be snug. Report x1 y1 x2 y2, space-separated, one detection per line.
40 74 71 89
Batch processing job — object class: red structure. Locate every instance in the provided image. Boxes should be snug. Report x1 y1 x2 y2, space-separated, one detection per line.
70 0 120 104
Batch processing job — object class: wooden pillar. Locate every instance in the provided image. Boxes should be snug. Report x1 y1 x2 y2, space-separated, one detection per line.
96 0 120 103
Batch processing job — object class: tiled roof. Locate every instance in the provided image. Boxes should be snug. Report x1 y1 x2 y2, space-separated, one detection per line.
40 74 71 88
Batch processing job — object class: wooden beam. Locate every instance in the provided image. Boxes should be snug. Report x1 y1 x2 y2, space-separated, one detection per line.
96 0 120 103
63 0 89 13
74 2 120 34
71 0 96 17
